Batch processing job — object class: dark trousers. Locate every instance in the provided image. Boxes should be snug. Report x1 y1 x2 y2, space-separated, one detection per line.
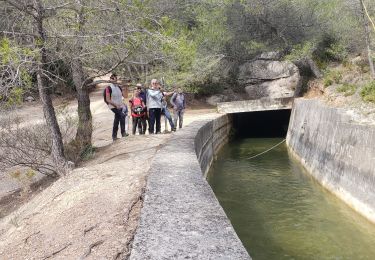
149 108 162 134
132 116 147 135
111 108 125 139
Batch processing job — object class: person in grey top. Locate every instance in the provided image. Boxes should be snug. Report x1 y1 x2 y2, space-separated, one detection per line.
170 87 186 129
147 79 163 134
105 73 127 141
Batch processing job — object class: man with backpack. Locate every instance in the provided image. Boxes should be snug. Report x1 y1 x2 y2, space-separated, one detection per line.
104 73 128 141
170 87 186 130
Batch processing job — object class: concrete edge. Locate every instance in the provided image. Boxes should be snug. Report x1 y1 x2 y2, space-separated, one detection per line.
129 115 251 259
217 97 293 114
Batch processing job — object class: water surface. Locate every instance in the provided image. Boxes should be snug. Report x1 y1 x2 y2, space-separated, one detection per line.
207 138 375 260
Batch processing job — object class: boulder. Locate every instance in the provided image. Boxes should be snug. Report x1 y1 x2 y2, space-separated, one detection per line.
238 60 298 85
238 59 301 99
245 72 300 99
206 94 229 106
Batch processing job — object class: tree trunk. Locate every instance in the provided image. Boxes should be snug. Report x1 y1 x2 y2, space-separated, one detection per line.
34 0 68 175
360 0 375 79
72 59 93 150
72 0 93 152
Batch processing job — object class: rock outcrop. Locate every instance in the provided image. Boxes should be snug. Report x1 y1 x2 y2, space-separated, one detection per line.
238 59 301 99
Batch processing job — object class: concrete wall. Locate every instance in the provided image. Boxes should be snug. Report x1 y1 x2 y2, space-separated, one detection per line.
195 114 232 176
287 99 375 223
130 115 250 259
217 97 293 114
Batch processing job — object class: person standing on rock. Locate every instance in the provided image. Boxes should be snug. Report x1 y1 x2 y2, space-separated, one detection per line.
147 79 163 134
105 73 127 141
170 87 186 130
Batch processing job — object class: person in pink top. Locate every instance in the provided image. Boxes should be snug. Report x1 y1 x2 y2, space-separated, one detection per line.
129 87 147 135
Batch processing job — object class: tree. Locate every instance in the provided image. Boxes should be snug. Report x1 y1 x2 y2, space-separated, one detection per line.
360 0 375 78
1 0 70 175
53 0 162 153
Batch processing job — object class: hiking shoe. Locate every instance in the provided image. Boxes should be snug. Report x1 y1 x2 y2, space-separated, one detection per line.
122 133 129 137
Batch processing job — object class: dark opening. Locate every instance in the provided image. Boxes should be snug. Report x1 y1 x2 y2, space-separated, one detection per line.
232 109 291 138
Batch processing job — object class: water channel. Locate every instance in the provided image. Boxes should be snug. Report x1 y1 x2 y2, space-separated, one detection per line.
207 138 375 260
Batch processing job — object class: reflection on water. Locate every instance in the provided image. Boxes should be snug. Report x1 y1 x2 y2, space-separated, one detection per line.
207 138 375 260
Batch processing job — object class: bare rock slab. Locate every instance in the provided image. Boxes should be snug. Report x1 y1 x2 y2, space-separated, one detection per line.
238 60 301 99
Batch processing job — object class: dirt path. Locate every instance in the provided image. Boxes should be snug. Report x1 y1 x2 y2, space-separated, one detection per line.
0 85 216 259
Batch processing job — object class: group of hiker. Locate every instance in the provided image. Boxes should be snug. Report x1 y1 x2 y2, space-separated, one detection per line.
105 74 186 141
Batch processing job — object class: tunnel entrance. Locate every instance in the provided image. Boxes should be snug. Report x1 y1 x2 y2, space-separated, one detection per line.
232 109 291 138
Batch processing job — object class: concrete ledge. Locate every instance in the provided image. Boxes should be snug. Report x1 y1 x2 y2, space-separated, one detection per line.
287 99 375 223
130 115 250 259
217 97 293 114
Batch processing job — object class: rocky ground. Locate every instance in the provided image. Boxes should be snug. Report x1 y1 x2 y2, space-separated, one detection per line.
305 62 375 126
0 84 215 259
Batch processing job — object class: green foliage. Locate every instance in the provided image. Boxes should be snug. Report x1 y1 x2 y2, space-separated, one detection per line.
0 37 35 105
325 43 348 62
336 83 357 96
0 38 34 64
360 81 375 103
285 42 315 62
186 81 224 95
241 41 268 54
0 38 14 64
7 87 24 106
323 70 342 87
156 2 232 93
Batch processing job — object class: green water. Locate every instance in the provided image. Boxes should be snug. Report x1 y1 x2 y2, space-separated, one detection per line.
207 138 375 260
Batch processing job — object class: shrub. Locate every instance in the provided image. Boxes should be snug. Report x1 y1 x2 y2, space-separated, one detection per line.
325 43 348 62
336 83 357 96
285 42 315 62
360 81 375 103
323 70 342 87
0 108 77 176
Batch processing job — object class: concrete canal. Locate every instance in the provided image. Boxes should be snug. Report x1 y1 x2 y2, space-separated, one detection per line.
207 137 375 259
